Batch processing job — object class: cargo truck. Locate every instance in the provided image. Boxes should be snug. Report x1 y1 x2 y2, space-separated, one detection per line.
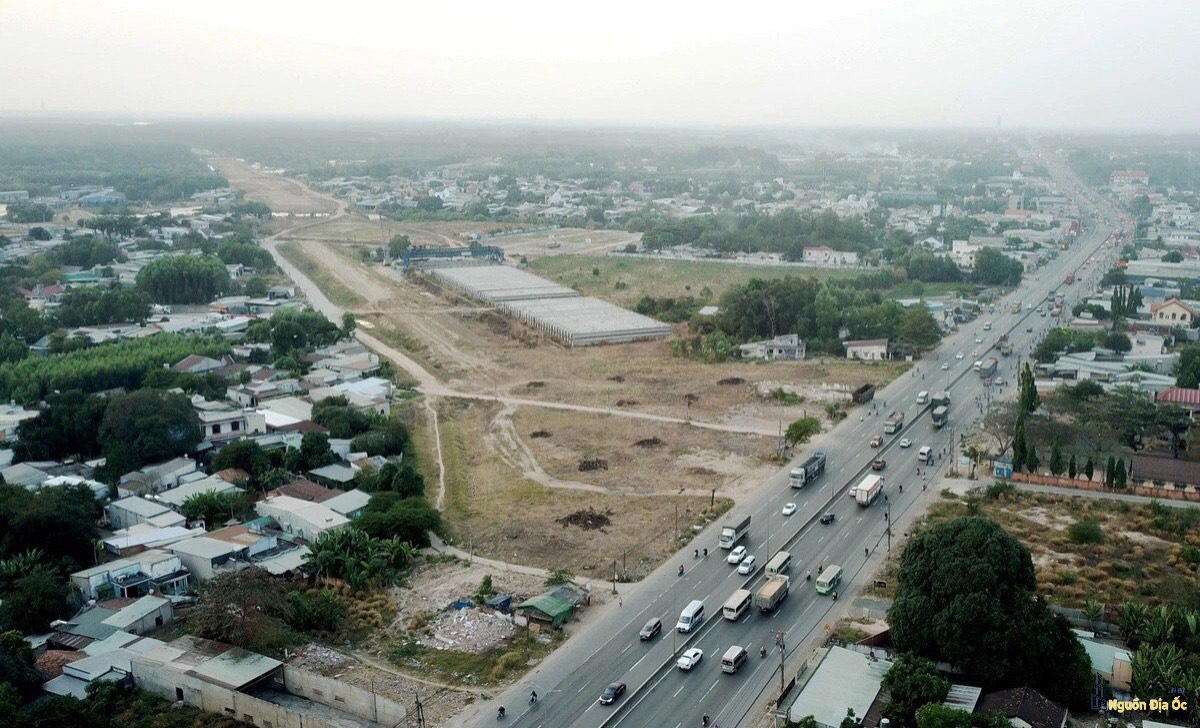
788 450 827 488
851 384 875 405
1009 302 1021 314
754 575 789 613
1065 272 1076 285
718 515 751 549
978 358 998 378
931 405 949 428
931 391 950 408
997 334 1012 356
883 411 904 434
850 474 883 506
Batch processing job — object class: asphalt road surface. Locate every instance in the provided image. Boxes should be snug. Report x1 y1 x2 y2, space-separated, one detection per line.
484 154 1128 728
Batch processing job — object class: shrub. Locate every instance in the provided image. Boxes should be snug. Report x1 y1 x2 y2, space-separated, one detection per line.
1069 518 1104 544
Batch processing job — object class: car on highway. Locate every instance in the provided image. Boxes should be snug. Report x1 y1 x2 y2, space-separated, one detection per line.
599 681 627 705
955 352 964 359
871 458 886 471
820 513 836 525
1027 326 1033 332
941 362 949 370
639 618 662 641
869 435 883 448
974 336 983 343
737 555 757 575
994 377 1006 386
1026 303 1033 310
677 648 703 671
782 502 797 517
899 438 912 448
727 545 747 565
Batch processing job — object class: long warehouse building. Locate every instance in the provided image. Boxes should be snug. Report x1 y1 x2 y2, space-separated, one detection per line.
427 264 671 346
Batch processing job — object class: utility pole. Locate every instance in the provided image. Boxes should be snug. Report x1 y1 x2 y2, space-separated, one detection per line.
775 631 786 693
674 503 679 544
886 505 893 556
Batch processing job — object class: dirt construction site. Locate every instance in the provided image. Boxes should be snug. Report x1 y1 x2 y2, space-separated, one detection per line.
222 159 908 579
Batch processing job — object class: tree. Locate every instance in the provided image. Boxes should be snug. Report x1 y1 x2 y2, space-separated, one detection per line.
839 708 862 728
388 234 411 257
889 517 1092 706
210 439 269 486
1018 363 1039 414
1102 332 1132 353
1163 250 1184 263
341 312 356 339
881 653 951 724
0 568 70 634
785 417 822 446
415 195 444 212
0 484 100 569
897 307 942 353
1105 456 1116 486
1025 445 1040 474
972 248 1023 287
1114 458 1127 488
1068 453 1077 479
0 630 42 700
916 704 1012 728
13 390 106 462
1083 599 1104 631
190 568 293 651
1012 413 1028 473
271 320 307 356
180 491 248 528
979 404 1018 456
311 397 372 439
287 432 339 472
356 494 442 547
1084 457 1094 481
97 390 202 476
56 287 152 327
135 254 231 304
1049 443 1065 476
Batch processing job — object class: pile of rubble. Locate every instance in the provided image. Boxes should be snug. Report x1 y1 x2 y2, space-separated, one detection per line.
288 643 352 673
428 607 516 654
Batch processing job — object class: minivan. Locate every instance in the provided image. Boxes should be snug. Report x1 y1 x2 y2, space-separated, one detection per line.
916 391 929 405
918 446 934 465
721 645 748 674
973 360 983 372
677 600 705 633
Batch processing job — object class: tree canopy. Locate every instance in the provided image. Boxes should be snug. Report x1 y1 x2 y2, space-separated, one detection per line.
889 517 1091 707
97 389 202 476
136 254 231 304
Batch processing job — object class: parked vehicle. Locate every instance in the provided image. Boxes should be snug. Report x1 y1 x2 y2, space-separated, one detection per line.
754 575 790 612
850 474 884 506
719 515 751 549
788 450 827 489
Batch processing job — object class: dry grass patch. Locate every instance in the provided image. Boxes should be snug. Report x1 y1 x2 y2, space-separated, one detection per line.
277 241 365 308
210 158 339 215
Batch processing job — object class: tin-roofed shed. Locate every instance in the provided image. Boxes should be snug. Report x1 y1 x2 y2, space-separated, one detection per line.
517 593 574 627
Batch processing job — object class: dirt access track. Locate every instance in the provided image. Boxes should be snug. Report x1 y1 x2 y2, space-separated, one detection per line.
210 157 340 216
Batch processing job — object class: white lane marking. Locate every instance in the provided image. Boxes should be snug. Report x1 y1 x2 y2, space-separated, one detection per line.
673 683 687 698
702 679 720 701
621 644 632 655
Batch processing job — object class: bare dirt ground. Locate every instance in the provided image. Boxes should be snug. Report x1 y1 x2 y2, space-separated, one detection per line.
436 398 726 579
210 157 340 215
490 228 641 260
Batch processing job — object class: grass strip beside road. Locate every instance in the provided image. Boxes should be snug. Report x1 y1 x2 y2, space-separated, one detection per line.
276 240 366 309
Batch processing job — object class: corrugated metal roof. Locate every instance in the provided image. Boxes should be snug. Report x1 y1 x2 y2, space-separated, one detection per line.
1156 387 1200 406
788 646 892 727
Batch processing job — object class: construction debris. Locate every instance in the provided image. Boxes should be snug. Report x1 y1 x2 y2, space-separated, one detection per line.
428 607 516 654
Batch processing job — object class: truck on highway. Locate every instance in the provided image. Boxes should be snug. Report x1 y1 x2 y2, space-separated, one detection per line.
997 334 1012 356
1009 302 1021 314
931 391 950 408
931 405 949 429
883 411 904 434
851 384 875 405
1065 272 1076 285
718 515 751 549
788 450 827 489
754 575 789 613
851 474 884 507
978 357 998 378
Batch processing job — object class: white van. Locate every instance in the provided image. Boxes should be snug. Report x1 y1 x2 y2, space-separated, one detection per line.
765 551 791 577
973 360 983 372
721 645 748 674
918 446 934 465
722 589 752 621
677 600 705 633
916 391 929 405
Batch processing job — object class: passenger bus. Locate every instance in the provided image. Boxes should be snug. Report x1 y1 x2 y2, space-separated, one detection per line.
815 565 842 595
765 551 791 577
722 589 753 621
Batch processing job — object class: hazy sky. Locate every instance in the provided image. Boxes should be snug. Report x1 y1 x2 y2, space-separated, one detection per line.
3 0 1197 130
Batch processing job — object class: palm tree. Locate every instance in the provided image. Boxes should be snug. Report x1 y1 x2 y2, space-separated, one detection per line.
1131 644 1186 703
1121 601 1149 649
1083 599 1104 632
1143 605 1176 647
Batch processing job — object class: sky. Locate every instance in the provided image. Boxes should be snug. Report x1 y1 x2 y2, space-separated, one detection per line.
2 0 1197 131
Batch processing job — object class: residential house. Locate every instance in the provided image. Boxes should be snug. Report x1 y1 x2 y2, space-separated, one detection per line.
976 686 1068 728
70 550 190 601
308 463 357 489
1150 299 1197 327
323 489 371 519
1156 387 1200 422
103 524 206 555
268 285 295 300
106 496 187 530
845 339 890 361
267 478 339 504
154 476 244 512
951 240 981 270
802 246 859 266
0 402 37 442
166 534 250 581
195 407 264 444
130 636 406 728
78 190 127 207
738 334 806 361
1073 629 1132 692
787 646 892 728
118 456 198 496
255 495 349 541
0 461 49 487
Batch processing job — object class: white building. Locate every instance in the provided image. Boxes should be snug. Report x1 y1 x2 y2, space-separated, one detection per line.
70 550 190 600
106 496 187 531
845 339 890 361
255 495 349 541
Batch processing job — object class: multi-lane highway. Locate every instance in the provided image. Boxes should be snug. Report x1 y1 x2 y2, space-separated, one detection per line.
484 151 1128 728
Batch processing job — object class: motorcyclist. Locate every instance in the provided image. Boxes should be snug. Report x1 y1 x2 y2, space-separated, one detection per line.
806 570 812 581
530 690 537 704
703 548 708 557
694 548 699 558
678 564 685 576
498 706 506 719
760 646 767 658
